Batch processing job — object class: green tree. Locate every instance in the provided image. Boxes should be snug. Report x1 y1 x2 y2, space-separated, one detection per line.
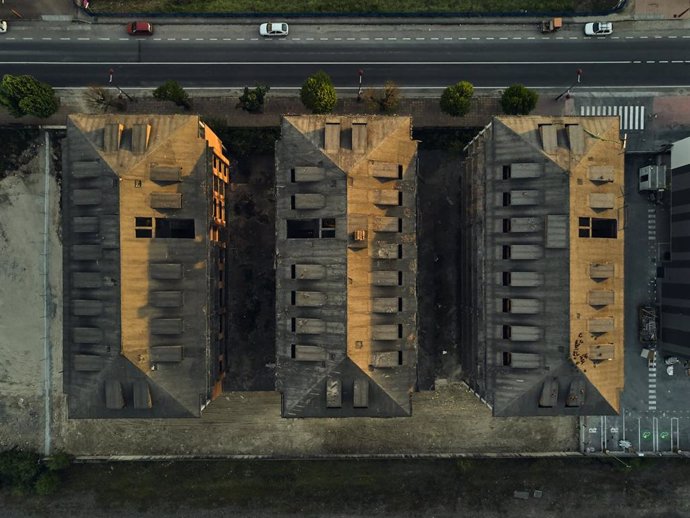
500 84 539 115
364 81 401 114
236 85 270 113
439 81 474 117
0 74 60 118
153 80 191 109
34 471 60 496
300 71 337 114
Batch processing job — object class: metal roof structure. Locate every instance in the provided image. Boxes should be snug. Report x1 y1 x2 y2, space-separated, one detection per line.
62 114 230 418
460 116 625 416
275 115 418 417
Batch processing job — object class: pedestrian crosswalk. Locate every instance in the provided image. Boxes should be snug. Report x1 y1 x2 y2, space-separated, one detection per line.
579 105 646 131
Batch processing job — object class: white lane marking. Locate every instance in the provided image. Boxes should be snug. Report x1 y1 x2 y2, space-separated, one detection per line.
222 38 232 40
42 37 52 41
388 37 397 40
499 37 508 40
181 38 190 41
168 38 176 41
415 37 425 41
640 36 649 39
99 37 111 41
375 37 383 41
320 37 328 41
22 37 34 40
293 37 301 40
60 37 69 40
654 35 663 39
569 36 578 39
668 35 678 39
209 38 217 41
77 37 90 41
431 37 439 40
195 38 204 41
444 37 452 40
659 60 669 63
360 37 369 41
347 37 356 41
306 37 314 41
403 37 411 40
458 37 467 40
334 37 342 40
236 37 245 41
486 37 494 40
512 37 522 40
471 37 480 40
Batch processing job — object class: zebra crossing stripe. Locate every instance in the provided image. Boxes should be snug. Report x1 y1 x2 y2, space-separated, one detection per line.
579 105 645 131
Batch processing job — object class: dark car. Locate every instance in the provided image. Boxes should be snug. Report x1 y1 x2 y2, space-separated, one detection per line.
127 21 154 36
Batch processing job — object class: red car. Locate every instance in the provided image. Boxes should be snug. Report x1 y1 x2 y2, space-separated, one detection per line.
127 21 153 36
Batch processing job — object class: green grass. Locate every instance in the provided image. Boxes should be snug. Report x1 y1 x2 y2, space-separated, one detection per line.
91 0 621 14
1 457 681 515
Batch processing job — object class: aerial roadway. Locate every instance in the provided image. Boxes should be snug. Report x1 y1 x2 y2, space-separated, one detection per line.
1 22 689 90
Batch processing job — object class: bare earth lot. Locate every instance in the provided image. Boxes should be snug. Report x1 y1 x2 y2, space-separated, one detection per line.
0 130 62 452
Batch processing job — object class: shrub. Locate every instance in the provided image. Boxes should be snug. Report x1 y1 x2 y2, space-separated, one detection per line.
0 449 41 490
440 81 474 117
500 84 539 115
300 71 337 114
236 85 270 113
0 74 60 118
364 81 401 114
44 452 73 472
34 471 60 496
153 80 191 109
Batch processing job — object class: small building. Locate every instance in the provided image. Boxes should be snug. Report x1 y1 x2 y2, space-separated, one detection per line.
460 116 625 416
275 115 418 417
62 114 230 418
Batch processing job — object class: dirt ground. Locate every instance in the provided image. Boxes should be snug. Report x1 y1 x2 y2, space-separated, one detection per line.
224 156 277 391
0 130 62 452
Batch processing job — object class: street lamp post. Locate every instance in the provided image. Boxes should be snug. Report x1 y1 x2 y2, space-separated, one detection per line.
357 69 364 102
108 68 135 102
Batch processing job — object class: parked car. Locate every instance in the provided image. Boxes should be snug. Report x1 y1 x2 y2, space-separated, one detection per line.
127 21 154 36
584 22 613 36
259 22 289 37
0 20 7 33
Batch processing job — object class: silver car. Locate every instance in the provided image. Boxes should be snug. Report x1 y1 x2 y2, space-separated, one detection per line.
584 22 613 36
259 22 289 37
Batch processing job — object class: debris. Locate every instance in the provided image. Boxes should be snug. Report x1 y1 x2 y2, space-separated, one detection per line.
513 490 529 500
533 490 543 499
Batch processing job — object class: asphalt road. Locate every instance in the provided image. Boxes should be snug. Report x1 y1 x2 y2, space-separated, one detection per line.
1 24 690 89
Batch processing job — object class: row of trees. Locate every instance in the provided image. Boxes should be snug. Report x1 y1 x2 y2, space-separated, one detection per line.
0 72 539 119
298 72 538 116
